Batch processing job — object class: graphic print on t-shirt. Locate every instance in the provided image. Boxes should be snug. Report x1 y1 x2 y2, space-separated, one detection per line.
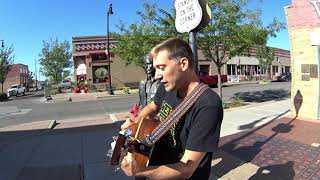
159 101 172 121
158 100 183 147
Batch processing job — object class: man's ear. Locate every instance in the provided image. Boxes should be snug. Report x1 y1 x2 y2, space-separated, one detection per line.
179 57 189 71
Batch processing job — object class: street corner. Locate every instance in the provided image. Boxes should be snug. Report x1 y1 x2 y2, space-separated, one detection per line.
0 120 57 133
0 120 56 143
0 106 20 114
109 112 131 123
53 118 114 130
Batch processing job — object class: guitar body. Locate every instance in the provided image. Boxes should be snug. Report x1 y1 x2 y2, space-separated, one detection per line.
129 117 160 167
110 117 160 168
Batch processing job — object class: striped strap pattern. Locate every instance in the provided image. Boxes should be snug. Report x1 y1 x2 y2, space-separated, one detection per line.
146 83 209 145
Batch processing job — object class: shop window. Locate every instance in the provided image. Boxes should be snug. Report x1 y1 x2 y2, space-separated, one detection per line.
92 66 109 83
227 65 231 75
91 53 108 61
285 66 290 73
199 65 210 76
272 66 279 75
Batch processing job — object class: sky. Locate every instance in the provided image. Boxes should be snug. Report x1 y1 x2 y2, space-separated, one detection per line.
0 0 292 80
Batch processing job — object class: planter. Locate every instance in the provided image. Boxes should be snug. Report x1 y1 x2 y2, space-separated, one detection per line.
259 80 271 85
81 89 88 93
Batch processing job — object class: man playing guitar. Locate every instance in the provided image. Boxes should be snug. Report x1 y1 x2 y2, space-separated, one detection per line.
120 37 223 180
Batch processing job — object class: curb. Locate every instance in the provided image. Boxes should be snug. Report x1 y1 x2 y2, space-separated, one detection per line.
223 81 259 87
223 98 290 112
95 92 137 99
0 120 56 132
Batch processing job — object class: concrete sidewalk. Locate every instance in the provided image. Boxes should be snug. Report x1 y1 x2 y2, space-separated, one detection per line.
0 99 292 180
48 89 139 103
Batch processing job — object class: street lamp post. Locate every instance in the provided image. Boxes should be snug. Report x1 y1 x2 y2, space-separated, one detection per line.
107 3 114 95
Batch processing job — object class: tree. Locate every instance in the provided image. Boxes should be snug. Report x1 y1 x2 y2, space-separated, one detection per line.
39 38 72 84
256 45 275 80
114 0 284 99
62 70 70 80
27 71 34 88
198 0 285 98
0 45 14 92
113 1 183 68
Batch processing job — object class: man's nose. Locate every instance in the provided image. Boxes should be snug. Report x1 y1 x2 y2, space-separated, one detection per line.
154 70 162 80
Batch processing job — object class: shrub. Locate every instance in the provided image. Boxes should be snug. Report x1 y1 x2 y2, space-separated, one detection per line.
122 87 130 94
224 96 246 109
0 93 7 101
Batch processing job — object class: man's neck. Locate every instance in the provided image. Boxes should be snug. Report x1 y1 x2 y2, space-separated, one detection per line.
177 71 200 98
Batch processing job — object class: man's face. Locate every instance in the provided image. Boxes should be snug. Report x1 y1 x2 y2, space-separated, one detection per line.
153 50 183 92
144 55 155 77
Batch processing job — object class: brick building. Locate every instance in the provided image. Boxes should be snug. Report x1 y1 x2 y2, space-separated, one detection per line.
72 36 145 90
198 47 291 82
285 0 320 119
0 64 29 92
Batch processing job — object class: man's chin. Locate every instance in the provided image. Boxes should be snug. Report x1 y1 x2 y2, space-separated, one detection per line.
164 85 174 92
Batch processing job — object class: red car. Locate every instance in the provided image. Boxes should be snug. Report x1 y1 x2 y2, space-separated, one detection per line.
199 75 227 87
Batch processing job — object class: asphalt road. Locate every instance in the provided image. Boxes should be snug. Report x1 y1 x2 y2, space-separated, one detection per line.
217 81 291 102
0 81 290 128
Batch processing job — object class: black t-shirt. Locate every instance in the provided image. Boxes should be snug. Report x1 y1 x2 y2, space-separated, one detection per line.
151 83 223 180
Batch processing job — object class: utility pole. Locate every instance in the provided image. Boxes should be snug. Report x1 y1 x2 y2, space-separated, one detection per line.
106 3 114 95
35 59 38 90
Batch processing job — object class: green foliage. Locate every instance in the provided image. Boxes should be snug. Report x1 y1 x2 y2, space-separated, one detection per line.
62 70 70 80
0 45 14 92
0 92 8 101
113 1 186 68
39 38 72 85
256 45 275 79
113 0 285 99
122 86 130 94
224 96 246 109
77 81 87 90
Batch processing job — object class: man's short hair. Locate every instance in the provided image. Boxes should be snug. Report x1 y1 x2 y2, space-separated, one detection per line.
150 38 194 69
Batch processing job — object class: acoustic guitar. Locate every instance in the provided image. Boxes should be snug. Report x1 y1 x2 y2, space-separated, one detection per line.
108 83 209 168
109 117 160 168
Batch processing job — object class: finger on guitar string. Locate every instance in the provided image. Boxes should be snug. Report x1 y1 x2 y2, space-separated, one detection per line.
121 118 134 130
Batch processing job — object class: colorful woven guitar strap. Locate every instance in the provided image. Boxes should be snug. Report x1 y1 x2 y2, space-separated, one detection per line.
142 83 209 146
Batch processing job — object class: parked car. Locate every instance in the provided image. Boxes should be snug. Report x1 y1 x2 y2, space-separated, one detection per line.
7 84 26 97
277 72 291 82
199 74 228 87
59 79 71 89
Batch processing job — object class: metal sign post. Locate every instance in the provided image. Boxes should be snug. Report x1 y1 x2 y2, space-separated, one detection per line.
189 31 198 75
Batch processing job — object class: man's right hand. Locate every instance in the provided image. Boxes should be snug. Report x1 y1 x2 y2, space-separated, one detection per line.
121 118 135 130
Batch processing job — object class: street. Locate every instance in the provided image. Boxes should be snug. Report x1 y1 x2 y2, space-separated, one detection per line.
217 81 291 102
0 82 290 128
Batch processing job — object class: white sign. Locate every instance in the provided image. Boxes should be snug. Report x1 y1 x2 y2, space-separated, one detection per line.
76 64 86 75
228 75 239 83
174 0 202 33
311 32 320 46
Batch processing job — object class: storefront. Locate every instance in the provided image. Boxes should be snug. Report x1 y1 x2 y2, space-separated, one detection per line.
72 36 145 90
198 47 291 83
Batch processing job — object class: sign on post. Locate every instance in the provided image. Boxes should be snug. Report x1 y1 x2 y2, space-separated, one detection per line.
174 0 203 33
174 0 211 33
